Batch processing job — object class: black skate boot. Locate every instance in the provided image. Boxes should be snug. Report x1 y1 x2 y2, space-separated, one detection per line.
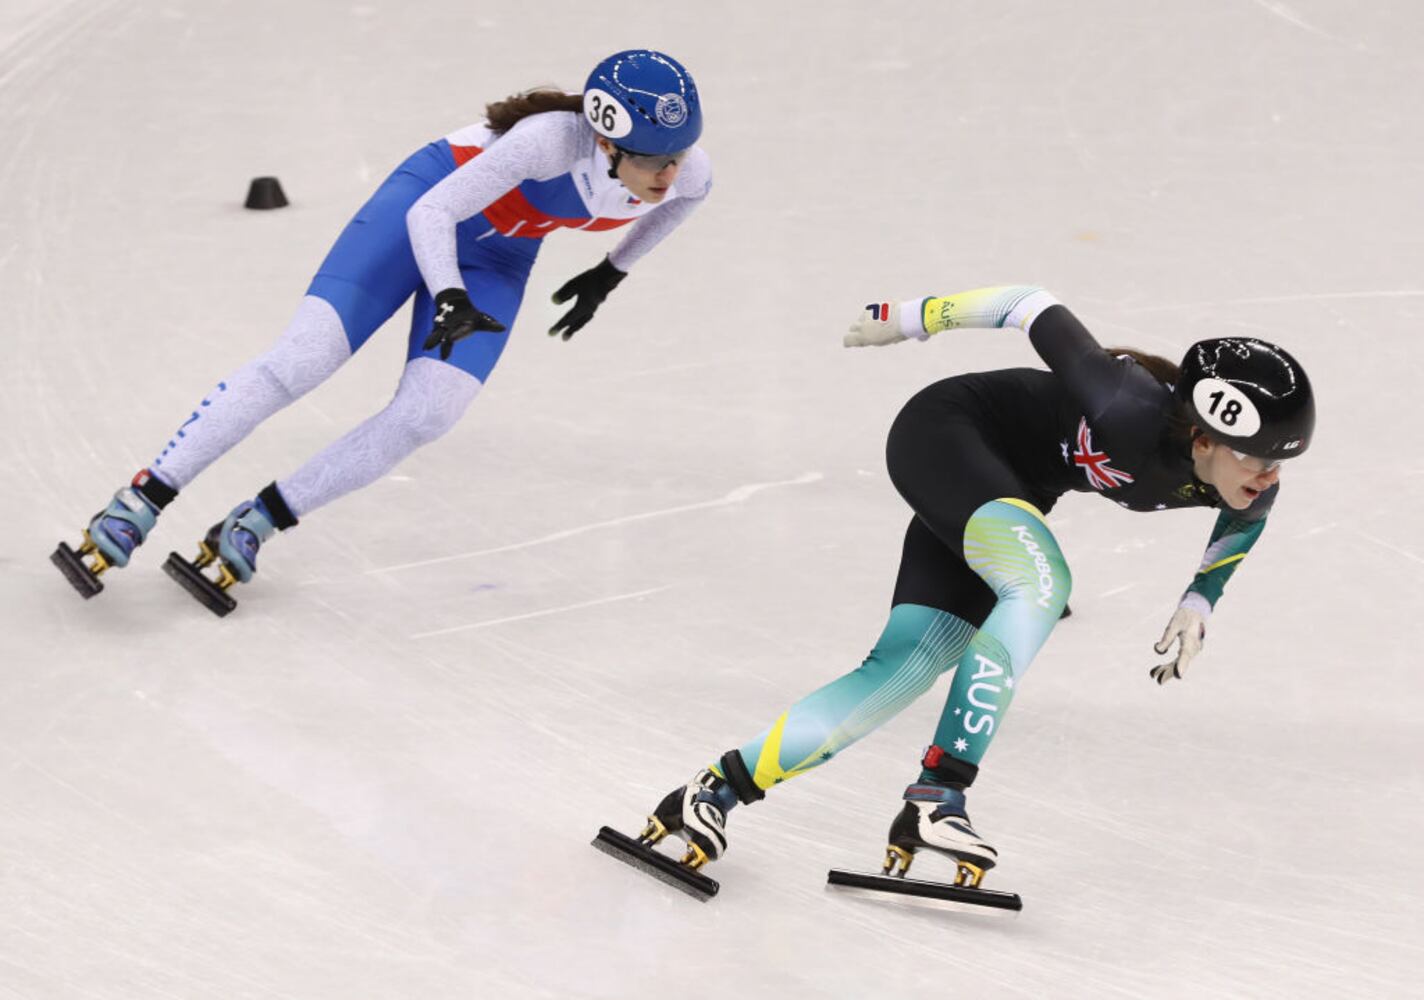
594 750 763 900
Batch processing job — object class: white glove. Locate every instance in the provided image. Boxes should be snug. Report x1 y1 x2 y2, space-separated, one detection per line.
844 300 923 347
1150 603 1208 685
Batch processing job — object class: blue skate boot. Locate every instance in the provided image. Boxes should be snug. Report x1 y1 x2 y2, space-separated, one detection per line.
163 482 298 617
52 469 178 597
208 498 277 584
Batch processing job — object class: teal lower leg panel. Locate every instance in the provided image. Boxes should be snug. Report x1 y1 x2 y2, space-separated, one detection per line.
722 603 976 792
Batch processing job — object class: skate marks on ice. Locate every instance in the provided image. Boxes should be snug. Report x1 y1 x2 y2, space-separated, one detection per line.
1246 0 1367 47
366 472 824 575
410 585 673 639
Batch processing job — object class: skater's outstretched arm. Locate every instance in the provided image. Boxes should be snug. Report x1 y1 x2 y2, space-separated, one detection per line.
1152 506 1272 685
844 285 1059 347
845 288 1145 424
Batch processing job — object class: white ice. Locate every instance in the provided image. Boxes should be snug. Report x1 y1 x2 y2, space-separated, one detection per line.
2 2 1422 997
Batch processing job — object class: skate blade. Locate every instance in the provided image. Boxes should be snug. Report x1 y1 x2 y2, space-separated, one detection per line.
592 826 718 900
51 542 105 598
162 551 237 617
827 868 1022 912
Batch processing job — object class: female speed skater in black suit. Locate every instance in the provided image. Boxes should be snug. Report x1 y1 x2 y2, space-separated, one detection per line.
602 284 1315 897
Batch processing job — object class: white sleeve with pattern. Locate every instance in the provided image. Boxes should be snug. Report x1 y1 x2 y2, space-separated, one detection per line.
406 113 581 297
607 147 713 272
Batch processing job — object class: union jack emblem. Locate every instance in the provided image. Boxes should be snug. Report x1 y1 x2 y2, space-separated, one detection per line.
1072 418 1134 490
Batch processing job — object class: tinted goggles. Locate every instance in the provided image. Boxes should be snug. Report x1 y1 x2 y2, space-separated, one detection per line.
613 146 690 172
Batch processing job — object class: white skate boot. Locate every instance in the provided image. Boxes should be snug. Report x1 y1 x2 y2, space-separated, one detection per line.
885 782 998 887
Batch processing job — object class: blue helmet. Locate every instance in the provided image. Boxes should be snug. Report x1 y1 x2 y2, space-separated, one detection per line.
583 50 702 155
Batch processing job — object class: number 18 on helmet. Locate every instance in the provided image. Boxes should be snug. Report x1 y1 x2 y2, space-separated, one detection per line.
1176 337 1315 461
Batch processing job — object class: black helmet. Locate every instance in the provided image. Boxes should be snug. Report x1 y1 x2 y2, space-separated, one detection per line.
1176 338 1314 459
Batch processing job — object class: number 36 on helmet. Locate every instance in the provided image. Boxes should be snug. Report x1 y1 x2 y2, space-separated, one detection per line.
583 49 703 157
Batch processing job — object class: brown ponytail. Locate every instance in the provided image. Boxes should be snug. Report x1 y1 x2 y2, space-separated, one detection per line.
1106 347 1194 451
485 89 584 135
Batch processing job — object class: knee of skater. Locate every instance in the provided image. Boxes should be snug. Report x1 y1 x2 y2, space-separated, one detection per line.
258 297 352 401
254 345 344 403
393 409 457 448
997 567 1071 617
867 629 924 671
966 500 1072 615
388 394 470 448
252 357 299 405
386 362 481 447
863 605 967 690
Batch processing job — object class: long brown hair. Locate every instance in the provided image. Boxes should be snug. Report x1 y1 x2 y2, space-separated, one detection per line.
1106 347 1194 451
485 89 584 134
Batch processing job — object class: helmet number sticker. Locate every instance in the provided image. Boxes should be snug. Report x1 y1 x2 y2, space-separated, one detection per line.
583 88 632 139
1193 378 1261 437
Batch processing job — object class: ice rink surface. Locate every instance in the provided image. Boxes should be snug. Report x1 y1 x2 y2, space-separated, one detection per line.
2 1 1422 996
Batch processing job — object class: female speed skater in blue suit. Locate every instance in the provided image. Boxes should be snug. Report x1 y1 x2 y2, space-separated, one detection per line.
52 50 712 614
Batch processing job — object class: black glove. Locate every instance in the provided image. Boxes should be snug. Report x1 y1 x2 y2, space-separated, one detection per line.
422 288 505 361
549 257 626 341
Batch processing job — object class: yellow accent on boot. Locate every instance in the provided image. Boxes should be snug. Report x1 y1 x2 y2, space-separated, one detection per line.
955 862 986 888
637 815 669 846
883 844 914 877
79 533 110 576
215 563 238 591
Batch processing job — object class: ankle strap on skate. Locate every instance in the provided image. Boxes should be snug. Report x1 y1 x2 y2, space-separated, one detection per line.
920 744 978 788
257 482 299 531
718 749 765 805
131 469 177 510
903 783 967 808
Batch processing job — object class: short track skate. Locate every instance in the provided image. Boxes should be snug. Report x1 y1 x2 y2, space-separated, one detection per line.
592 822 719 900
50 534 110 598
162 541 238 617
827 845 1022 911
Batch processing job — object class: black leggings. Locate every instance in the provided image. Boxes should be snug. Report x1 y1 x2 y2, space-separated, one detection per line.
885 380 1056 623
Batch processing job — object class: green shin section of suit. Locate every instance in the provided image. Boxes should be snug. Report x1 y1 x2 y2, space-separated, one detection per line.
928 498 1072 770
1186 510 1267 607
711 603 977 793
